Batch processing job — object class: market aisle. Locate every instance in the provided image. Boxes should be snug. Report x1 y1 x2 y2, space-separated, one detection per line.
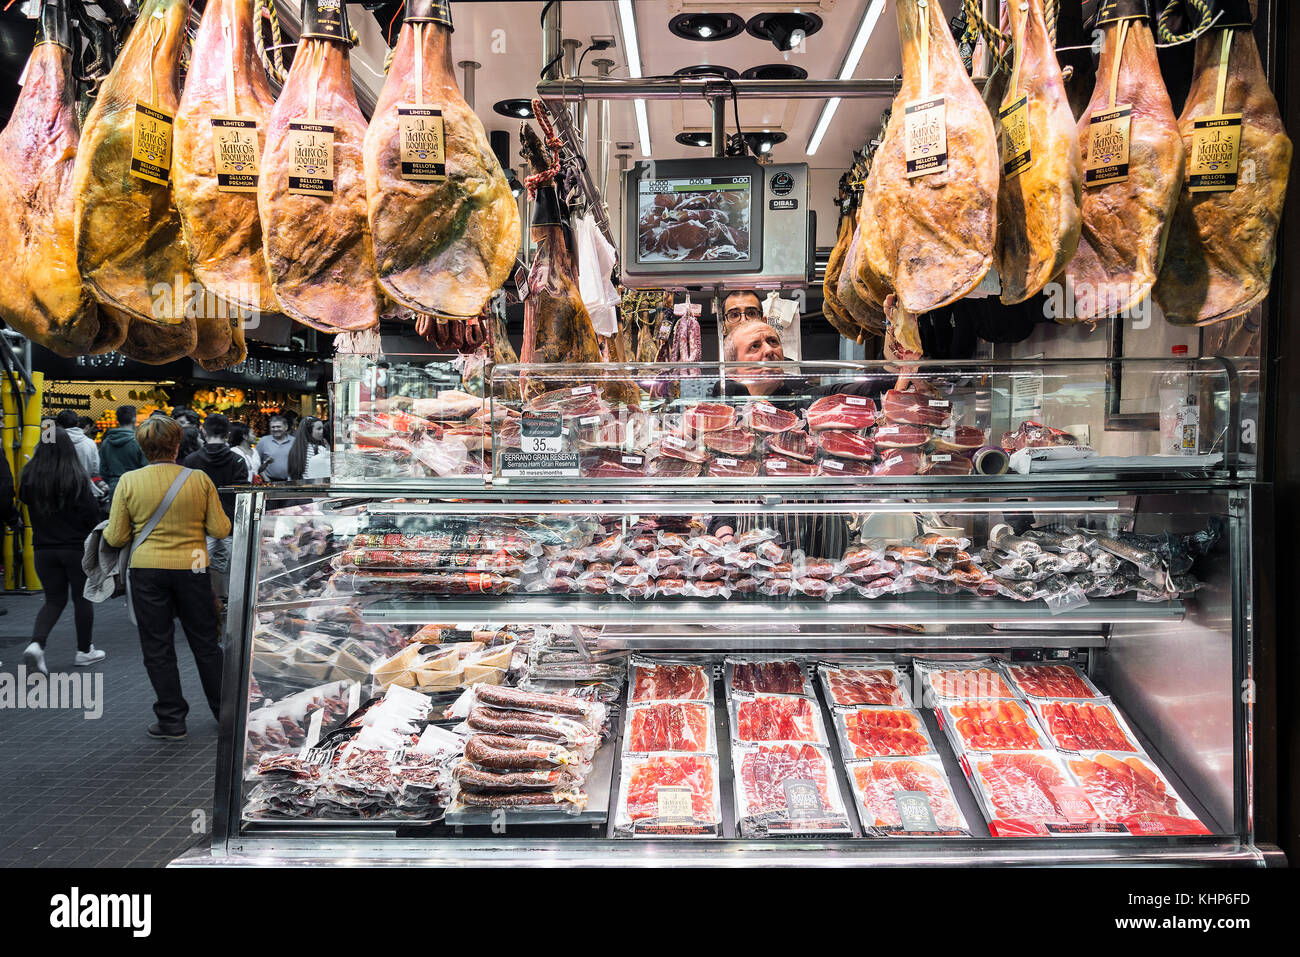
0 593 217 867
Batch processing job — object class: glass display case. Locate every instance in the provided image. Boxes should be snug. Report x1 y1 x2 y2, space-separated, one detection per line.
193 429 1273 862
328 355 1250 490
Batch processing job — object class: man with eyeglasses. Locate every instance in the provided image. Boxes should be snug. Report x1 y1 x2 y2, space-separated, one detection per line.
721 289 766 335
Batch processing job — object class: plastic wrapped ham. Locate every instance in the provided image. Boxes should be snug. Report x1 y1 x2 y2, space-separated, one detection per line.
733 743 852 837
629 657 712 702
962 750 1103 837
614 753 721 837
818 662 911 707
848 756 970 837
1063 752 1209 835
1030 698 1140 753
1002 662 1102 699
724 657 813 697
936 699 1049 754
914 658 1020 704
730 693 828 745
834 706 936 760
624 701 715 753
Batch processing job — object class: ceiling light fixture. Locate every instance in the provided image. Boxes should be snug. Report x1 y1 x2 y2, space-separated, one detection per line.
617 0 651 157
743 130 787 154
739 63 808 81
675 131 714 148
806 0 886 156
745 11 823 52
675 64 741 80
492 98 535 119
667 12 745 42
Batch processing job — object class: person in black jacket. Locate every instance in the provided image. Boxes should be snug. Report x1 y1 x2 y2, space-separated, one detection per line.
183 413 246 603
18 427 104 675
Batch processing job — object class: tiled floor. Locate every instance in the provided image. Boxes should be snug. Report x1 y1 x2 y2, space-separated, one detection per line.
0 591 218 867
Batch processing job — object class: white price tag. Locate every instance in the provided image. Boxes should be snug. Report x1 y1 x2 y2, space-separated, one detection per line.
525 435 562 454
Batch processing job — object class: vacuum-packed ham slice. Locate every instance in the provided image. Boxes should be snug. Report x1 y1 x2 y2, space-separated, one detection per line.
806 393 876 431
764 430 814 462
741 401 799 434
1154 10 1292 325
363 1 520 318
764 455 818 477
883 390 952 428
683 402 736 434
707 456 760 478
259 0 383 332
929 425 986 452
993 0 1083 304
173 0 276 368
920 453 974 476
0 0 107 357
872 451 925 476
1064 6 1183 323
816 430 875 461
818 457 873 476
72 0 198 362
657 434 708 464
855 0 999 313
701 428 754 457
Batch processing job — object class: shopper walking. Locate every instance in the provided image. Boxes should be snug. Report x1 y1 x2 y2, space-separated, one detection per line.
18 428 104 675
228 423 261 481
255 414 293 482
55 409 100 482
184 413 246 604
99 405 151 495
288 416 331 481
105 415 232 740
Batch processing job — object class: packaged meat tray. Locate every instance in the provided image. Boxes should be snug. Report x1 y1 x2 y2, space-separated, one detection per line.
961 750 1118 836
833 706 936 760
1030 698 1141 753
1064 752 1210 836
629 657 713 703
730 693 828 745
1001 662 1102 699
732 744 853 837
847 756 971 837
818 662 911 707
724 657 813 698
914 658 1020 704
936 699 1048 753
614 754 722 837
623 701 716 754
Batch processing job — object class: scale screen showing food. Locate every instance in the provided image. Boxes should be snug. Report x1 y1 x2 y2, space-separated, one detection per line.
636 176 753 263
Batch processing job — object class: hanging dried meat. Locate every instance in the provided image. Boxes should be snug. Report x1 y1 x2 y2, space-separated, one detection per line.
364 0 520 319
0 0 110 357
259 0 382 333
1063 3 1183 323
993 0 1083 304
1154 5 1292 325
855 0 999 314
838 226 887 337
72 0 198 362
172 0 279 368
822 211 868 343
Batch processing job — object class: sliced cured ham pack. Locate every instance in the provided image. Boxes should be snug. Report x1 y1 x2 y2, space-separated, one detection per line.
363 0 520 319
259 0 384 332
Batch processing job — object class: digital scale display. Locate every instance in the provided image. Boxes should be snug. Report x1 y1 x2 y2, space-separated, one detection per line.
635 175 753 263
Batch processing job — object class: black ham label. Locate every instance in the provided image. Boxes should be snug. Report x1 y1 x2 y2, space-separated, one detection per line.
1188 113 1242 193
287 121 335 197
398 106 447 181
999 94 1032 179
210 116 260 193
894 790 941 832
1084 104 1132 186
904 96 948 178
130 102 174 186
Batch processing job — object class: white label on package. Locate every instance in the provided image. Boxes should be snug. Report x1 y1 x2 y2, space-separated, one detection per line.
931 454 952 463
570 386 594 397
299 708 326 758
822 460 845 471
656 785 695 823
928 399 950 408
768 458 788 469
578 415 602 427
845 396 868 406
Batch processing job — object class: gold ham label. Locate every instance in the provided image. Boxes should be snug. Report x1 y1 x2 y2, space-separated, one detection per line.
130 102 175 186
999 94 1032 179
286 121 335 197
904 95 948 178
1188 113 1243 193
210 116 260 193
1084 104 1132 187
397 105 446 181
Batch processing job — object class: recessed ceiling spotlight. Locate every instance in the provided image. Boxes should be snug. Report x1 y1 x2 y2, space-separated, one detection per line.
740 63 808 81
745 11 823 51
668 12 745 42
493 99 534 119
674 63 741 80
675 131 714 148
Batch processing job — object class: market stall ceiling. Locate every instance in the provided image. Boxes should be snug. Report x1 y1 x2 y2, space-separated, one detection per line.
438 0 901 171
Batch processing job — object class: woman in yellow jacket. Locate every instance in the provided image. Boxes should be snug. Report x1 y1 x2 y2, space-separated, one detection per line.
105 416 232 740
